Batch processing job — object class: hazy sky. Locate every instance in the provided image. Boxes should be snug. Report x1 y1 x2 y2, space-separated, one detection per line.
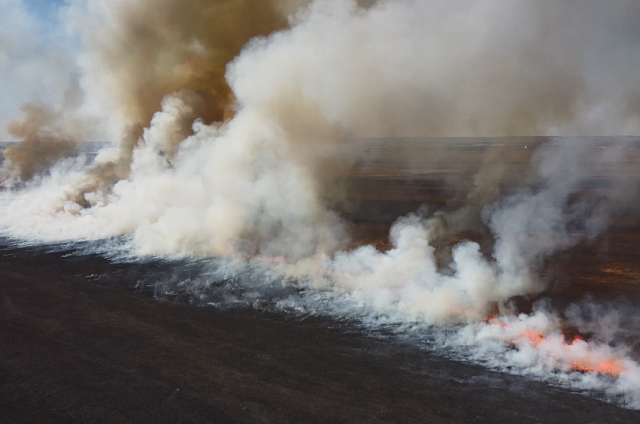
0 0 76 141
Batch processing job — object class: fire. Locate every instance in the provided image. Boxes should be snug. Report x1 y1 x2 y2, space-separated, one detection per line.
519 331 544 348
572 359 625 376
486 317 507 328
486 317 627 377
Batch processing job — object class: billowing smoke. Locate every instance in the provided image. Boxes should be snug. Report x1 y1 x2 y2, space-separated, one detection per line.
2 0 640 408
304 139 636 321
3 103 77 181
3 0 310 184
45 0 640 254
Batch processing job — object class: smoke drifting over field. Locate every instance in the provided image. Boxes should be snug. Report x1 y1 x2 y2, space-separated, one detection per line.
3 103 76 180
2 0 640 408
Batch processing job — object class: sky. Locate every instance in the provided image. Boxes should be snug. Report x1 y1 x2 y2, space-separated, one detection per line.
0 0 77 141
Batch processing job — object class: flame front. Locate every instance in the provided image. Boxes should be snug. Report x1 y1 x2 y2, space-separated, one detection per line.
486 317 628 377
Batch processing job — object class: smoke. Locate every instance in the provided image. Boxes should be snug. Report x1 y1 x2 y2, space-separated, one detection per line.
2 86 86 181
7 0 640 208
57 0 311 191
0 0 81 181
2 0 640 408
0 0 77 136
2 0 311 184
452 306 640 408
273 139 625 326
40 0 635 254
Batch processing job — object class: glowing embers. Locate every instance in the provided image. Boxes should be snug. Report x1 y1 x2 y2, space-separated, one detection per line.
572 359 625 376
568 336 626 377
519 330 545 349
485 316 627 377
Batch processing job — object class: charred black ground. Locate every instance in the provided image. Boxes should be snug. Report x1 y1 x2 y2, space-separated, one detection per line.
2 242 640 424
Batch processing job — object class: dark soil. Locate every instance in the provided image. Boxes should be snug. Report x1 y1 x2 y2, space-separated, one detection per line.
1 243 640 424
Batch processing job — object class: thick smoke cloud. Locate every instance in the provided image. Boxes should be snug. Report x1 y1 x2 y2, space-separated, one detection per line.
3 0 640 272
3 0 309 183
59 0 307 190
98 0 640 257
301 140 634 323
2 0 640 301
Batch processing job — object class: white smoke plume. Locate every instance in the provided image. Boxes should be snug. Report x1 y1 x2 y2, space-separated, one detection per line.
6 0 640 252
1 0 640 408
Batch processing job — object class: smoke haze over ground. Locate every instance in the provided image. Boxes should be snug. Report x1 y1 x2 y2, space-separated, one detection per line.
3 0 640 411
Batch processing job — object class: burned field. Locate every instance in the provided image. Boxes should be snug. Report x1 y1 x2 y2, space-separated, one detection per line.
2 139 640 423
1 242 640 424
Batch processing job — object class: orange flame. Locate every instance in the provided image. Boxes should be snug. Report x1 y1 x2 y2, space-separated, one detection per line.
518 331 545 348
572 359 625 376
486 318 627 377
